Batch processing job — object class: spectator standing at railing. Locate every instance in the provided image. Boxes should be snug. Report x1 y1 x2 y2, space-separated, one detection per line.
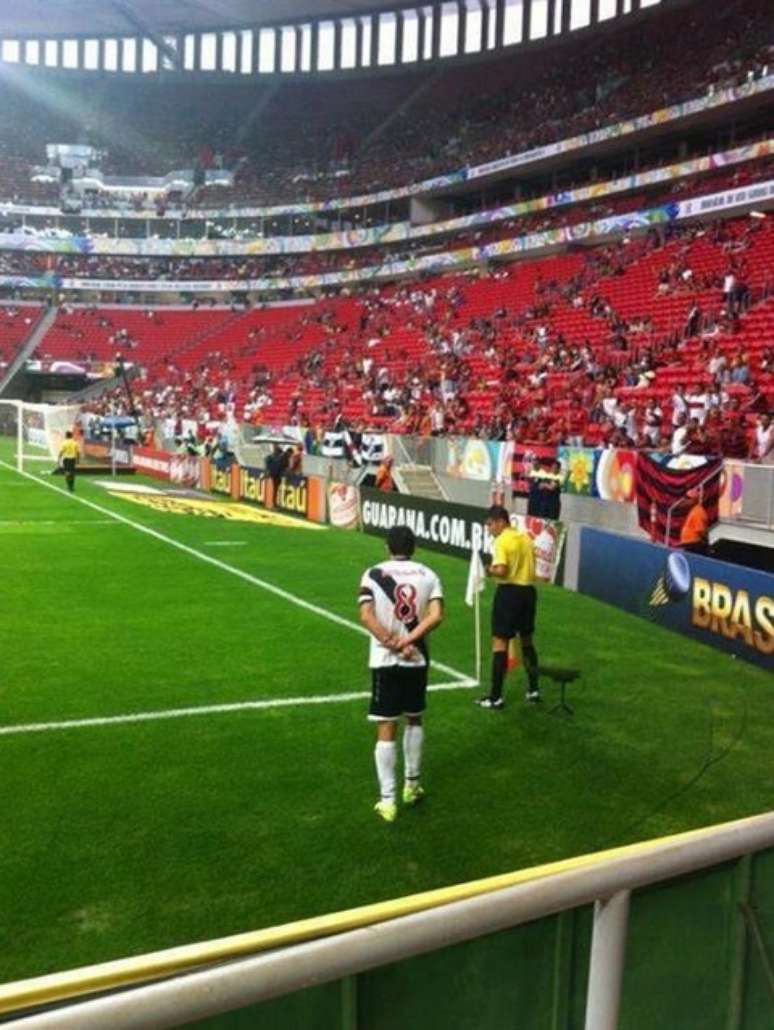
671 385 688 426
643 400 664 447
265 443 284 501
750 414 774 464
375 456 395 493
679 489 710 556
527 459 562 521
671 415 691 456
686 386 710 425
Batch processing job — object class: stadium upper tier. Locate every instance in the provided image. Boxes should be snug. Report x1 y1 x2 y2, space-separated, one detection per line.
1 156 772 288
0 0 770 212
20 215 774 460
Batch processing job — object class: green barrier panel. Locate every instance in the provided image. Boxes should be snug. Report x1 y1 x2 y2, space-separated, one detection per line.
185 848 774 1030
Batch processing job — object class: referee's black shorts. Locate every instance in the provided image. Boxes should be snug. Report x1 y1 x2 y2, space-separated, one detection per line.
491 584 537 639
62 458 76 474
368 665 428 721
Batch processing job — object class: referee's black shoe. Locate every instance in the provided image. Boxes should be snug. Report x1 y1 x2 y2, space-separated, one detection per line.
476 696 504 710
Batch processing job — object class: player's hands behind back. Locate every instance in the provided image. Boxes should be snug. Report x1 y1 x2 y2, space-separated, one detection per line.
384 634 420 662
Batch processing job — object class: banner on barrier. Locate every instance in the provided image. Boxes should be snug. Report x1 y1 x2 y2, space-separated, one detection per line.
210 461 240 499
238 466 327 522
445 438 504 482
577 527 772 668
133 447 172 480
594 449 638 503
82 440 133 466
719 462 746 519
359 487 564 582
511 444 557 497
636 453 722 545
328 482 360 529
556 447 637 502
169 454 201 488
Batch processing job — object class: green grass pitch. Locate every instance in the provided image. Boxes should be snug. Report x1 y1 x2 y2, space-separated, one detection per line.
0 438 771 984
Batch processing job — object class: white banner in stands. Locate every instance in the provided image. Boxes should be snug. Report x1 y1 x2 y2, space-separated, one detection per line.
465 75 774 181
0 178 767 295
677 178 774 217
2 138 773 261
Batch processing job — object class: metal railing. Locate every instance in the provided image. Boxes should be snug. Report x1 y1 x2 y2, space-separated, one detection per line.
719 460 774 529
3 811 774 1029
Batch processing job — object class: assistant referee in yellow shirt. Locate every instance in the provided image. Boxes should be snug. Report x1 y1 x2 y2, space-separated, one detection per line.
58 431 80 493
476 505 540 709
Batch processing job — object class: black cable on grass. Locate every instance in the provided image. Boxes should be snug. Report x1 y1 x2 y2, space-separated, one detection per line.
610 680 750 846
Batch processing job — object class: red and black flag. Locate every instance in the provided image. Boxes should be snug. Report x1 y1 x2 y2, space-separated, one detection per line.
636 453 722 546
511 443 556 497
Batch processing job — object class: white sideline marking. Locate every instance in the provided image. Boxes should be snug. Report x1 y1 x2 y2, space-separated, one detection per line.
0 681 477 737
0 519 116 527
0 460 472 687
204 540 247 547
93 480 161 494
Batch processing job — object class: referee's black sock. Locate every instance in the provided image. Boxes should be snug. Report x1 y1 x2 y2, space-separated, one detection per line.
490 651 507 700
522 644 539 693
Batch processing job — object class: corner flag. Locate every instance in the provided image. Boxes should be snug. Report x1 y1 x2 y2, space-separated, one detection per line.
465 549 486 607
465 549 485 684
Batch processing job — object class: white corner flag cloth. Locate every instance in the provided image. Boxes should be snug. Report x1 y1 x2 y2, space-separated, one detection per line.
465 549 486 607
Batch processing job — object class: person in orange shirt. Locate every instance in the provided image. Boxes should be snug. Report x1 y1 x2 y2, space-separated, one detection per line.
375 456 395 493
679 488 710 556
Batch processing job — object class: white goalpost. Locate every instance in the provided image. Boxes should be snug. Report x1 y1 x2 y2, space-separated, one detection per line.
0 399 83 473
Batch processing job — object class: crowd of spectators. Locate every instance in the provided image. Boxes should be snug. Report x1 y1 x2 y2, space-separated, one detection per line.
69 215 773 462
0 0 770 212
191 0 774 207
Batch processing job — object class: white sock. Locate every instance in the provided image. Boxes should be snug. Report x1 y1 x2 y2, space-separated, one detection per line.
375 741 397 802
403 725 424 784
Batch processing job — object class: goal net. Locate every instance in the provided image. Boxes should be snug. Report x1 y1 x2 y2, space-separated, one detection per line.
0 400 83 473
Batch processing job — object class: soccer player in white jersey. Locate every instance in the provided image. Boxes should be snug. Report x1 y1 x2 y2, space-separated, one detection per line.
358 526 444 823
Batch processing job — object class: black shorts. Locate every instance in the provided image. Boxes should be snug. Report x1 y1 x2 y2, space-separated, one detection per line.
62 458 76 473
491 584 537 639
368 665 428 721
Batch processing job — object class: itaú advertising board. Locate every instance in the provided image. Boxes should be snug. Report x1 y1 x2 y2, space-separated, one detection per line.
577 528 773 668
237 466 327 522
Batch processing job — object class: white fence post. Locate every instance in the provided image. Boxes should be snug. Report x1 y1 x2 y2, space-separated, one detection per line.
584 889 631 1030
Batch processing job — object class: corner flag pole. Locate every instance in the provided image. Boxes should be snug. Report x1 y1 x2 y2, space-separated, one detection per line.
110 400 117 478
15 401 22 472
465 548 485 686
474 585 482 686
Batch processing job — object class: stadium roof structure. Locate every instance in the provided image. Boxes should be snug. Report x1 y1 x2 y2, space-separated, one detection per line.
0 0 394 37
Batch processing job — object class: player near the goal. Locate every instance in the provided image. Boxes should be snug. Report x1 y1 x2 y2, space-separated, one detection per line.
358 526 444 823
58 431 80 493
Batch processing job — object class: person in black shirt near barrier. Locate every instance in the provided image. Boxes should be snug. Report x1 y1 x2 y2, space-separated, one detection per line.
265 444 284 506
527 459 562 521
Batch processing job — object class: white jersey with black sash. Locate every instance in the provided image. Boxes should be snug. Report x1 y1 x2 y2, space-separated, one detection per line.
358 559 443 668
